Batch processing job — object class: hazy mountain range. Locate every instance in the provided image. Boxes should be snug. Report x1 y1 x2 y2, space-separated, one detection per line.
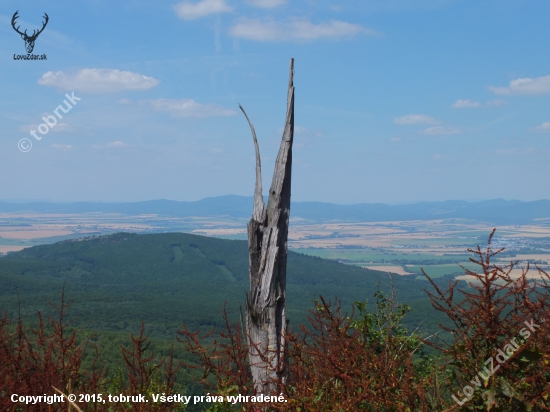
1 196 549 224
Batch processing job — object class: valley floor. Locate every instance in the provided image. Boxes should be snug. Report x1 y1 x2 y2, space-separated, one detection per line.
1 212 549 280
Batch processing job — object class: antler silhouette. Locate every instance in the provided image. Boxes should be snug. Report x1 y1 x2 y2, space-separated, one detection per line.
11 11 24 36
11 11 49 53
34 13 49 38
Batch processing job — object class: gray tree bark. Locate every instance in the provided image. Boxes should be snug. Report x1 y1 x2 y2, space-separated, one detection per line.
240 58 294 396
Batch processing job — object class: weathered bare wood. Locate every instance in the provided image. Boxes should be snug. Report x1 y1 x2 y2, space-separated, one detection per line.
241 58 294 395
239 104 265 224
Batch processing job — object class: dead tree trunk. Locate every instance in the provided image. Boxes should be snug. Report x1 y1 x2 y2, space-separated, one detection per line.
240 58 294 396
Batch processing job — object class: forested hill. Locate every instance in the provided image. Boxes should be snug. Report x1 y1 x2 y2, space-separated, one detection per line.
0 232 443 338
1 196 549 224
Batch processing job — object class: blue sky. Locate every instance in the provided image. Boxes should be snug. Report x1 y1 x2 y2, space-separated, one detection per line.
1 0 549 204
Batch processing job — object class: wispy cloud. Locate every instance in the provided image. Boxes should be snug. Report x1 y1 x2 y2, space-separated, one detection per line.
529 122 550 133
18 123 72 133
452 98 508 108
452 99 481 108
496 148 534 156
395 115 461 135
394 114 439 125
244 0 286 8
17 125 34 133
229 18 380 42
488 75 550 95
139 98 236 117
51 143 73 151
174 0 232 20
49 123 72 133
485 99 507 107
420 126 461 135
294 126 323 138
38 69 159 93
107 141 128 148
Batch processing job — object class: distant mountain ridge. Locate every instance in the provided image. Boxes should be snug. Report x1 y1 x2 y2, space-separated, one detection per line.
0 196 549 224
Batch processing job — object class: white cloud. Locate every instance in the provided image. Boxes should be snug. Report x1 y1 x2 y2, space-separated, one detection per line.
452 99 508 108
488 75 550 95
38 69 159 93
50 123 72 133
117 98 131 105
17 125 32 133
18 124 40 133
107 141 127 148
51 143 73 151
18 123 72 133
420 126 461 135
245 0 286 8
174 0 232 20
140 98 236 117
394 114 439 125
529 122 550 133
452 99 481 108
292 126 323 138
496 148 534 156
485 99 507 107
229 17 379 42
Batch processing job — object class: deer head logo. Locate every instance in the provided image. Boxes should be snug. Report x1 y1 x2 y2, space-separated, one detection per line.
11 11 49 54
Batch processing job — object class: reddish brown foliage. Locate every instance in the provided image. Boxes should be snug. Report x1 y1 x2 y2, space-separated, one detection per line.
3 230 549 412
118 321 181 411
177 306 256 408
422 229 550 411
178 290 431 411
278 295 430 411
0 287 104 411
0 290 182 412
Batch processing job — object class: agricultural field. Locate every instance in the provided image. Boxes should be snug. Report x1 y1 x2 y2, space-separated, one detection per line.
288 219 550 280
0 213 549 281
0 213 249 252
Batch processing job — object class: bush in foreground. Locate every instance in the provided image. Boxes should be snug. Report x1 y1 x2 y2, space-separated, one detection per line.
2 230 550 411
